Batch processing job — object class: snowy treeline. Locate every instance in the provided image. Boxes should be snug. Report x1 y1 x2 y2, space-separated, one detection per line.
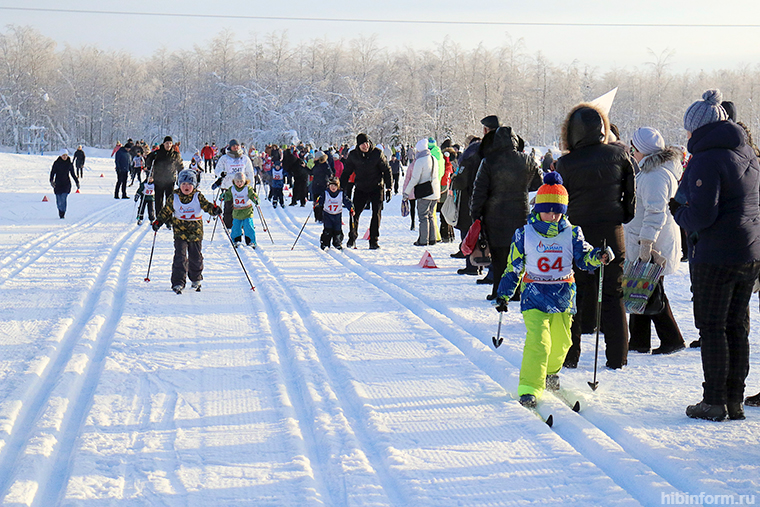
2 24 760 151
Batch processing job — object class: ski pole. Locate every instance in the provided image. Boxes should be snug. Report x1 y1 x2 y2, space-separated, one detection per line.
492 311 504 348
256 204 274 244
220 217 256 291
291 209 313 250
208 187 220 223
144 229 158 282
588 239 606 391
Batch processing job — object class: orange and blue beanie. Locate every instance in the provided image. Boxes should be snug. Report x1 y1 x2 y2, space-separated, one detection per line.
534 172 568 215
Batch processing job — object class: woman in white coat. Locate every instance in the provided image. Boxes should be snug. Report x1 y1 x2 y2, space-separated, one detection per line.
403 138 441 246
625 127 686 354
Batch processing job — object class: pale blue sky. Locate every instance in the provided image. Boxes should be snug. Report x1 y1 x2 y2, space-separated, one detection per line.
1 0 759 72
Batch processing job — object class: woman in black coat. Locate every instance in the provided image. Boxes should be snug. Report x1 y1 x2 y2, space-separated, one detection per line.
49 149 79 219
470 126 542 300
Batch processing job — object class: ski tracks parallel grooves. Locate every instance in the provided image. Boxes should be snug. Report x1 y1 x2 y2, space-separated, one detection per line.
272 207 683 507
234 239 407 505
0 223 147 506
0 203 125 287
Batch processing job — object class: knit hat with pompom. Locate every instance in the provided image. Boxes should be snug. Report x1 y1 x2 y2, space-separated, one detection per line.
684 89 729 133
533 172 568 215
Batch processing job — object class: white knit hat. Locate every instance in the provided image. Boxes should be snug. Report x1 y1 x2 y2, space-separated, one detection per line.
632 127 665 155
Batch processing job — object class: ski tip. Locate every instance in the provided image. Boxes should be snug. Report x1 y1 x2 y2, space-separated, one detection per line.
492 336 503 348
144 278 150 282
588 381 599 391
572 401 581 412
546 414 554 427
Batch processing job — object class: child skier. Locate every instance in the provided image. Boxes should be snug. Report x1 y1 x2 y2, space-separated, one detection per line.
270 163 286 208
153 169 221 294
315 177 354 250
135 175 156 225
222 172 259 248
495 173 613 408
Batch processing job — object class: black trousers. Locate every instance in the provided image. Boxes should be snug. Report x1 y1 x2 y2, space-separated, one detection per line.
565 223 629 369
75 163 84 179
204 158 213 173
154 182 175 215
137 199 155 222
628 278 684 350
171 238 204 288
691 261 760 404
223 198 234 229
114 171 128 198
349 187 383 245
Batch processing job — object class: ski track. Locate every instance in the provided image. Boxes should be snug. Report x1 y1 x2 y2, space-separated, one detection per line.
270 204 695 506
0 220 146 506
0 203 126 287
240 240 400 506
249 205 636 506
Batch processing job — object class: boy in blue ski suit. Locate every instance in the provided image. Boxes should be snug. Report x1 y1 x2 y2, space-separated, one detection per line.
315 177 354 250
495 173 612 407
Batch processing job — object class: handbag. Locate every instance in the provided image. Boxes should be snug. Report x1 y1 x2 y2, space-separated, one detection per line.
469 231 492 267
622 259 665 315
414 180 433 199
440 190 459 225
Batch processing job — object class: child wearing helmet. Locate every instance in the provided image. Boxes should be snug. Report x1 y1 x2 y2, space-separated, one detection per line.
153 169 222 293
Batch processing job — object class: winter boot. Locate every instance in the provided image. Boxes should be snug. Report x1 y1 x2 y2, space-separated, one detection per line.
519 394 537 408
172 284 183 294
686 401 727 421
233 236 242 248
745 392 760 407
546 374 560 392
137 219 143 226
728 402 745 420
369 241 380 250
59 210 65 219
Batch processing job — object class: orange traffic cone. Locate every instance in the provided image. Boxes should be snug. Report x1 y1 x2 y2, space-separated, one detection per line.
418 250 438 269
100 174 104 178
362 228 371 240
75 188 80 193
42 195 49 202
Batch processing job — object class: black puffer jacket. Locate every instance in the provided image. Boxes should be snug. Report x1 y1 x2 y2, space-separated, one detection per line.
470 127 542 247
555 104 635 227
50 156 79 194
450 138 481 231
340 142 392 193
146 146 184 186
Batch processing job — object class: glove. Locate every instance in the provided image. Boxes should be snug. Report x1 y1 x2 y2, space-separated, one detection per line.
638 239 654 263
212 205 222 216
134 194 139 202
385 189 392 203
493 297 509 313
220 171 227 178
597 245 615 265
152 220 161 232
651 249 667 267
668 197 682 216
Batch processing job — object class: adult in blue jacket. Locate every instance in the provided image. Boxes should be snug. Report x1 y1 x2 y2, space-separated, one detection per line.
672 89 760 422
114 141 133 199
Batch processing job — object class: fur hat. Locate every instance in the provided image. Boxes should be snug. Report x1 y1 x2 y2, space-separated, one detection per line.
632 127 665 155
533 172 568 215
177 169 197 186
684 89 729 133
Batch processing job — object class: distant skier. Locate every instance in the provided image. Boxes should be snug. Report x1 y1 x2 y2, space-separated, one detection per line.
494 173 612 409
134 175 156 225
269 163 286 209
222 172 259 249
152 169 221 294
315 177 354 250
49 149 79 219
73 145 85 179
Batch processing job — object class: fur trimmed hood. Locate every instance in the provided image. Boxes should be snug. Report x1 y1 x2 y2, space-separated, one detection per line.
560 102 611 151
638 146 683 179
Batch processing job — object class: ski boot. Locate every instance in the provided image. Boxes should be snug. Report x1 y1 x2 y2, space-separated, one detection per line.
191 280 202 292
546 374 560 392
172 285 183 294
519 394 537 408
686 401 727 421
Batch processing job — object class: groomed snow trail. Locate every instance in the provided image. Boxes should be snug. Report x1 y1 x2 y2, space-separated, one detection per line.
0 152 758 506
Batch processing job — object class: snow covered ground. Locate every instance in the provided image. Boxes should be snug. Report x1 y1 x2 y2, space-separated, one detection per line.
0 152 759 506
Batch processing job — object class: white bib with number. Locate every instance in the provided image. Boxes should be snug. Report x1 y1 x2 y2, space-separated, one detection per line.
231 185 253 209
272 167 283 180
323 190 344 215
143 182 155 196
174 193 203 221
524 225 573 282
